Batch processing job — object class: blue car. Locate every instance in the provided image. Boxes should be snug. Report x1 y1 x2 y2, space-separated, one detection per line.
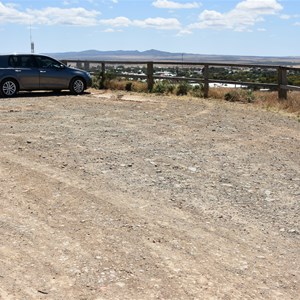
0 54 92 97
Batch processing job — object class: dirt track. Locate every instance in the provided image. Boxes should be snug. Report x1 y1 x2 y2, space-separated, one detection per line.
0 90 299 300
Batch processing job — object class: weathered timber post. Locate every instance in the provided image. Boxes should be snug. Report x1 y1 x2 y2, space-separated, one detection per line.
203 64 209 98
101 62 106 76
84 61 90 71
100 62 106 89
147 62 154 92
278 66 288 100
76 61 82 69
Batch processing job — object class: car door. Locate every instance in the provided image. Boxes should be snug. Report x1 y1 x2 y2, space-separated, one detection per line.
8 55 40 90
35 56 70 89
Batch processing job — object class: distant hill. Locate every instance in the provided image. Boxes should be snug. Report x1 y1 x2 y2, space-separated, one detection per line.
46 49 300 66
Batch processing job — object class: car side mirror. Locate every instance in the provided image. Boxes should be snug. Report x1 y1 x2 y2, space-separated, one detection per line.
54 64 65 70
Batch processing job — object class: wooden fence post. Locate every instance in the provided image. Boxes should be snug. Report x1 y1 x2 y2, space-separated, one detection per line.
278 66 287 100
147 62 154 92
100 62 106 88
203 64 209 98
76 61 82 69
101 62 106 76
84 61 90 71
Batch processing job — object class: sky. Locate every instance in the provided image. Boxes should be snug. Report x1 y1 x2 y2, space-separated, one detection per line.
0 0 299 56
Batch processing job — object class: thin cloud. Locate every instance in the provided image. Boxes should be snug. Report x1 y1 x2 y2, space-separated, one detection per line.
0 2 32 24
0 1 100 26
27 7 101 26
100 17 132 27
153 0 200 9
133 17 181 30
280 13 300 20
280 14 290 20
176 28 193 36
188 0 283 32
0 0 181 31
100 16 181 30
103 28 122 32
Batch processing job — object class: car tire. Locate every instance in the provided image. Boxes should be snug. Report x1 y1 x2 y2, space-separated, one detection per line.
1 79 18 97
53 89 62 94
70 77 85 95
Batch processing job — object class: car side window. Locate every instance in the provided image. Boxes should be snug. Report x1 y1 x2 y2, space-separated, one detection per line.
21 56 36 68
36 56 62 69
8 56 19 68
8 55 36 68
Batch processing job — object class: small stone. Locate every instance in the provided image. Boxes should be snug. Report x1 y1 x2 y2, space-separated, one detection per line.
221 183 233 188
115 282 126 288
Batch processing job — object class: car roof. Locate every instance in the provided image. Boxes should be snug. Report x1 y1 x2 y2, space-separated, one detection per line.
0 54 55 57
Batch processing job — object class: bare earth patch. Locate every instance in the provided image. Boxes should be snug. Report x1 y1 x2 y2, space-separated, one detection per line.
0 90 299 299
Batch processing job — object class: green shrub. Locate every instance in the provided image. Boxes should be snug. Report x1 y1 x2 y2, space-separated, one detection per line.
92 75 100 89
190 84 204 98
224 90 239 102
152 80 175 94
165 83 175 94
224 89 255 103
92 71 117 89
246 90 255 103
153 81 166 94
176 82 190 96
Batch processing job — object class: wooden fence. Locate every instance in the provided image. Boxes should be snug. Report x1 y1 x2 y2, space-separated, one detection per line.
62 60 300 100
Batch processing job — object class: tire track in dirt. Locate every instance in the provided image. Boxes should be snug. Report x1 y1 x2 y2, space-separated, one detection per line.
1 151 298 299
0 92 299 299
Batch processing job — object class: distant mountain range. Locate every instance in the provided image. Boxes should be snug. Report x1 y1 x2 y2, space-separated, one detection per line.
47 49 300 66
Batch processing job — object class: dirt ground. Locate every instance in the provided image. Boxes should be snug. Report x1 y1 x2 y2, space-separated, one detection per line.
0 90 299 300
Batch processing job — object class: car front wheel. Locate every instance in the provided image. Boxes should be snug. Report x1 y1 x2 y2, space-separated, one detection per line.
70 77 85 95
1 79 18 97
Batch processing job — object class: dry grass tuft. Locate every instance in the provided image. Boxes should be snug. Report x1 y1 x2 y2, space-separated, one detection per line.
103 79 148 93
209 88 230 100
132 81 148 93
94 76 300 117
253 91 300 115
209 88 300 116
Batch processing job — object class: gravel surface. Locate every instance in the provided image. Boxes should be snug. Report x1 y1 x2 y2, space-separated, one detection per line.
0 90 299 299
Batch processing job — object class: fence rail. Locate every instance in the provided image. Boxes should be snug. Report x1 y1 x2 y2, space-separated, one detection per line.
61 59 300 100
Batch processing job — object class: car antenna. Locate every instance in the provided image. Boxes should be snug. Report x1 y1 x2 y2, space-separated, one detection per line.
30 24 35 54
